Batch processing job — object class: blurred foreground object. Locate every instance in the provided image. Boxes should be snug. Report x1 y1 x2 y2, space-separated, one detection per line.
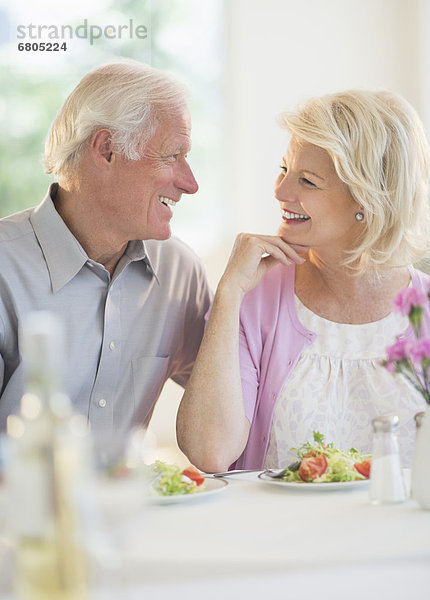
5 311 90 600
411 410 430 509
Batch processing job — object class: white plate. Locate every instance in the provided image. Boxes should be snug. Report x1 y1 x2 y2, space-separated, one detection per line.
148 477 228 504
258 472 369 491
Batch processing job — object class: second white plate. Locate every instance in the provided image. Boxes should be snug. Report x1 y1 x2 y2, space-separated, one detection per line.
258 471 369 491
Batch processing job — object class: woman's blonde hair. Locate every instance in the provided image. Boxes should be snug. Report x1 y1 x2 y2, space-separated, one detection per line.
44 60 188 182
280 89 430 271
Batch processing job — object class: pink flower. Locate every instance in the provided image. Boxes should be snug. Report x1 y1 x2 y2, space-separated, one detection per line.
408 338 430 362
386 339 411 362
385 361 396 373
384 284 430 404
393 287 427 316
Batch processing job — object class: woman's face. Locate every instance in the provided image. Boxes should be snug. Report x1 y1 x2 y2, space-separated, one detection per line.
275 139 362 259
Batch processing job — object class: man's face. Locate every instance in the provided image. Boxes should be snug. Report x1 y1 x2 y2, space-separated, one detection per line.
106 105 198 242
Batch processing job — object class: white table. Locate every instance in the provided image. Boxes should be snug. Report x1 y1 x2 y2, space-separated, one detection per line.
1 472 429 600
98 471 429 599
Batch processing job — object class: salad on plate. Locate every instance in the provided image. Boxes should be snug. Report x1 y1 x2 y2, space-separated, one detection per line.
151 461 206 496
279 431 371 483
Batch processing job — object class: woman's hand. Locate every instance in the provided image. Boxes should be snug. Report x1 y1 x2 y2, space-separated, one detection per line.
219 233 307 298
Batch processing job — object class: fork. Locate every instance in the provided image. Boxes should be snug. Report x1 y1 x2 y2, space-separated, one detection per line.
210 469 262 478
210 462 300 479
264 461 301 478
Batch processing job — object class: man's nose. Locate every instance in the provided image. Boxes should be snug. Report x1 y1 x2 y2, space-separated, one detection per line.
178 161 199 194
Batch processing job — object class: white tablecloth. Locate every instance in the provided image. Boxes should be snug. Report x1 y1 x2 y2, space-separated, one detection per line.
100 471 429 599
1 472 430 599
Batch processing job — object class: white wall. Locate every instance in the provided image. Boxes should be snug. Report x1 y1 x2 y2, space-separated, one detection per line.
148 0 429 465
224 0 422 236
418 0 430 134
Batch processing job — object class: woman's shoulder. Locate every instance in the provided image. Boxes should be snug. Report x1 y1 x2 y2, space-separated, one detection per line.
409 265 430 289
242 262 295 308
409 267 430 332
239 263 296 337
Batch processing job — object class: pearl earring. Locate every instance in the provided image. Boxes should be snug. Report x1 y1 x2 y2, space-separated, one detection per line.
355 212 364 222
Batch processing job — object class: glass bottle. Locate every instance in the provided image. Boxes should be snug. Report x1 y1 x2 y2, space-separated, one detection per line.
5 311 89 600
411 409 430 510
369 415 406 505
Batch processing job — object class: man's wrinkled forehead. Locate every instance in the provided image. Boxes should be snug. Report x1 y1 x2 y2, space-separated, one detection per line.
156 107 193 154
160 138 192 155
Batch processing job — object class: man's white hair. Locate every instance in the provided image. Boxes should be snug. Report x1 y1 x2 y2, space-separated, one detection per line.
43 60 188 181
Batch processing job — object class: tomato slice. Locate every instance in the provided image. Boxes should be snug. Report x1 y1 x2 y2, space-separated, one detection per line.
299 454 328 482
302 445 326 458
354 459 371 479
181 466 205 486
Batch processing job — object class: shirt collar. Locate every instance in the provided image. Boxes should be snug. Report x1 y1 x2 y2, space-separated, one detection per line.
124 239 159 284
31 184 90 293
31 184 158 292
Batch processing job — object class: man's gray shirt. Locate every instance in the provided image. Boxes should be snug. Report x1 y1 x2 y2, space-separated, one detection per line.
0 185 212 434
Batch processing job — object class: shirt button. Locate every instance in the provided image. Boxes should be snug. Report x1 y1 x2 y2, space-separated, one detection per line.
86 261 94 268
98 398 107 408
109 341 115 350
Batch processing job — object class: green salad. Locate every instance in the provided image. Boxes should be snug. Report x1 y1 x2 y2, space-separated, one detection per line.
281 432 371 483
151 461 206 496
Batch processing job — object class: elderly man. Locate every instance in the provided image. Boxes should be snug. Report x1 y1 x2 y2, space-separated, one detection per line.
0 60 212 437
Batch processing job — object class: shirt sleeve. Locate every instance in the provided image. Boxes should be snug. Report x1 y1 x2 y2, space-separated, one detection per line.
238 317 259 424
0 312 5 395
169 256 213 388
0 354 4 397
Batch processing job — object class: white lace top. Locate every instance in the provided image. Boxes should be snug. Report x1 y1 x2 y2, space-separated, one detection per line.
264 295 425 469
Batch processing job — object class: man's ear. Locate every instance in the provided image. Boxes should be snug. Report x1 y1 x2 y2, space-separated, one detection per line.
89 129 114 168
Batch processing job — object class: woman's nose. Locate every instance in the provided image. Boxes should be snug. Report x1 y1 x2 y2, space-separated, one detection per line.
274 172 295 203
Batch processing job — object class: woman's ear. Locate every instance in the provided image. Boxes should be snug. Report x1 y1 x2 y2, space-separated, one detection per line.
89 129 114 168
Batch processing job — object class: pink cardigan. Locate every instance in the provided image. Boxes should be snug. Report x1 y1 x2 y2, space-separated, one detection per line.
231 263 430 470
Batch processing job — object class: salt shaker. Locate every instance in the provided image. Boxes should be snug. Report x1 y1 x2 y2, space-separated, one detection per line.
369 415 406 504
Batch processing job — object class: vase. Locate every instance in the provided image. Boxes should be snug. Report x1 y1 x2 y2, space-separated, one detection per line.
411 405 430 510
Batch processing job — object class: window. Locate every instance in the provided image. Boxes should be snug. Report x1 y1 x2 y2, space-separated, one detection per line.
0 0 225 257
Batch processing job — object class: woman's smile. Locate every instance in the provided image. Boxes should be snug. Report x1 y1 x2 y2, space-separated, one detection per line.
282 209 311 224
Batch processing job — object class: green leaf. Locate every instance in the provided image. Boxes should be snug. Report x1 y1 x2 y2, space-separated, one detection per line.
409 306 423 336
313 431 325 444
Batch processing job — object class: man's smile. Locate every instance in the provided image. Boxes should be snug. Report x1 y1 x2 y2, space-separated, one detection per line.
159 195 177 207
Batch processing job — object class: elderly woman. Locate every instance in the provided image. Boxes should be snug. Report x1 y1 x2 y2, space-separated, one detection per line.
177 89 430 472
